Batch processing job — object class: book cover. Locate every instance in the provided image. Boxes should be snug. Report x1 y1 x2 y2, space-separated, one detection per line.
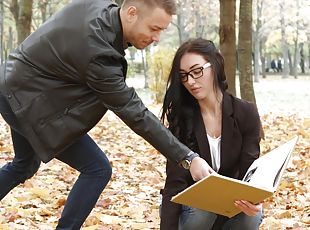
171 136 298 218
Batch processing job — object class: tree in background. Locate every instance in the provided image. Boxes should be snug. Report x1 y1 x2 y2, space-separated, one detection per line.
114 0 123 6
238 0 256 103
0 0 4 64
293 0 300 78
9 0 33 44
175 0 190 44
253 0 264 82
148 48 174 103
279 0 289 78
219 0 236 96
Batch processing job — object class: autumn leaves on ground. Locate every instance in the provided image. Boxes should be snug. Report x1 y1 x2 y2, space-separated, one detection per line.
0 77 309 229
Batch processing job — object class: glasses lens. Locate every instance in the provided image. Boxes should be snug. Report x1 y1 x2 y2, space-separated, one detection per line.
190 68 203 79
180 73 188 82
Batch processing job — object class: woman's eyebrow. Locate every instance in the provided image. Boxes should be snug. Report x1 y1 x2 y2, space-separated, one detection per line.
180 63 200 72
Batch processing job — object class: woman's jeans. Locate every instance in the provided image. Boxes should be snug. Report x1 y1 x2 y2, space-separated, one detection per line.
179 205 263 230
0 93 112 229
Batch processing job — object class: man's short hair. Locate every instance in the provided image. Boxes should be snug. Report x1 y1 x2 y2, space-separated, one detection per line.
121 0 177 15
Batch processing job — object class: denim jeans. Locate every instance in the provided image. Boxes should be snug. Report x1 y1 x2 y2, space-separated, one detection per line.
0 93 112 229
179 205 263 230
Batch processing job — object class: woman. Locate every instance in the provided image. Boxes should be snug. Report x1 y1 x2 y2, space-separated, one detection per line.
160 38 263 230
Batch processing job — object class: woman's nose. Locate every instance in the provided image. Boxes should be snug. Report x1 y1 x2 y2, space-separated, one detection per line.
187 75 196 84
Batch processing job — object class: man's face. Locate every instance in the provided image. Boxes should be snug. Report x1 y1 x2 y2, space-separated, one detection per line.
127 7 172 49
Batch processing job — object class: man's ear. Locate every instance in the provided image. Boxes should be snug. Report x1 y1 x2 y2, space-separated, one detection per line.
126 6 138 23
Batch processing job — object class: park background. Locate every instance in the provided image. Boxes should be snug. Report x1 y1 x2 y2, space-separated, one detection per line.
0 0 309 229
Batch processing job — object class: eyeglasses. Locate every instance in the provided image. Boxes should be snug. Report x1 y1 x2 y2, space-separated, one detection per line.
180 62 212 83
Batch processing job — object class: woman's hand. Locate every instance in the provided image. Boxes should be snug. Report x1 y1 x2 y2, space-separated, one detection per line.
189 157 215 181
234 200 262 216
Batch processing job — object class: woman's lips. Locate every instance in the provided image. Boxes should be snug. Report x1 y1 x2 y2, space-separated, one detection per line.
190 87 200 93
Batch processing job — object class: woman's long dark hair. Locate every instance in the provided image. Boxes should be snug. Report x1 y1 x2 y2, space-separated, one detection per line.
160 38 228 150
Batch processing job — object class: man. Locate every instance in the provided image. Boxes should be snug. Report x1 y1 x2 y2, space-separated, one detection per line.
0 0 213 228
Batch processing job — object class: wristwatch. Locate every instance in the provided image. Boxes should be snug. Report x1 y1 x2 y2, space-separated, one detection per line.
180 151 200 169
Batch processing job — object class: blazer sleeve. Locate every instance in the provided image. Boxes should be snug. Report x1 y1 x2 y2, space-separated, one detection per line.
237 102 262 179
84 53 191 163
160 194 181 230
160 160 193 229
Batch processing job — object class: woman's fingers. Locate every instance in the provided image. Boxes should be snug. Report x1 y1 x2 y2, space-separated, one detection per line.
234 200 262 216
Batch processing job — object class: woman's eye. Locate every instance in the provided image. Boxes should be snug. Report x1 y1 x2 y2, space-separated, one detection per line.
192 69 201 74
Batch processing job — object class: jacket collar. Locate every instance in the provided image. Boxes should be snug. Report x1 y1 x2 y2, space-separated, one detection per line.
110 7 126 56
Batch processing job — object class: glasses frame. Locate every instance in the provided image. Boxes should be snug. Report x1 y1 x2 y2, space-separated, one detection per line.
180 62 212 83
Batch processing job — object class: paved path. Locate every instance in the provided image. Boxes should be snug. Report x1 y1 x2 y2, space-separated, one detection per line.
253 76 310 117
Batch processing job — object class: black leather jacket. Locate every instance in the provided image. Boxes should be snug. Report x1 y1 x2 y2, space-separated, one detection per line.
0 0 190 163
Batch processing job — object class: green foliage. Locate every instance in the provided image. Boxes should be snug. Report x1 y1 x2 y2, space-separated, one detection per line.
148 48 175 104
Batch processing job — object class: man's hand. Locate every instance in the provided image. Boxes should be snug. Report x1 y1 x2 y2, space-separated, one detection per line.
189 157 215 181
234 200 262 216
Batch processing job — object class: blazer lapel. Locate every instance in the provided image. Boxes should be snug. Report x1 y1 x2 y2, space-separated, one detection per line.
219 93 235 173
194 108 212 166
194 93 236 172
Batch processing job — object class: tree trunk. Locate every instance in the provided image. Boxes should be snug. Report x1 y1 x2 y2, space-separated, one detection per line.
194 1 205 38
293 0 300 78
141 49 149 89
0 0 4 64
114 0 123 6
176 0 190 45
6 26 13 57
238 0 256 103
308 35 310 70
308 36 310 71
254 37 260 82
288 49 293 75
10 0 33 45
260 38 267 78
279 1 289 78
299 43 305 74
18 0 33 44
293 39 299 78
219 0 236 96
39 0 49 23
253 0 263 82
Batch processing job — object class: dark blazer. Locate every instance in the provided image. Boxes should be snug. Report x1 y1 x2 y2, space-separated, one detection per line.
0 0 190 163
160 92 262 229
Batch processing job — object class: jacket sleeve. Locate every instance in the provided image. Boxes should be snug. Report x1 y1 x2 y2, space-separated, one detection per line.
85 54 190 163
237 102 262 179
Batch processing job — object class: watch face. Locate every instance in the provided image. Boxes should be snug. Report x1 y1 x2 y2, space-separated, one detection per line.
181 159 190 169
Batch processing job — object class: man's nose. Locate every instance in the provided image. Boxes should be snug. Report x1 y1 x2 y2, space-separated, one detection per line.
152 31 161 42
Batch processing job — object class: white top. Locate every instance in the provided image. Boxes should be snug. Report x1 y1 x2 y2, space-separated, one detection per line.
207 134 221 172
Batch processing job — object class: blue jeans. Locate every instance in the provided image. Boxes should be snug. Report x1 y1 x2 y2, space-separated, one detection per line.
0 93 112 229
179 205 263 230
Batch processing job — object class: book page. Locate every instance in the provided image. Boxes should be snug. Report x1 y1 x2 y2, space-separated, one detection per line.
242 136 298 191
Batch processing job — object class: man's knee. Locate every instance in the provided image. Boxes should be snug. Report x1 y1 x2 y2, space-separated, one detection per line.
25 159 41 180
15 158 41 182
85 155 112 179
2 158 41 184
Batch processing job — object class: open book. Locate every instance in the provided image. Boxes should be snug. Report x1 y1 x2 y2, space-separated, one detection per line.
171 136 298 218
